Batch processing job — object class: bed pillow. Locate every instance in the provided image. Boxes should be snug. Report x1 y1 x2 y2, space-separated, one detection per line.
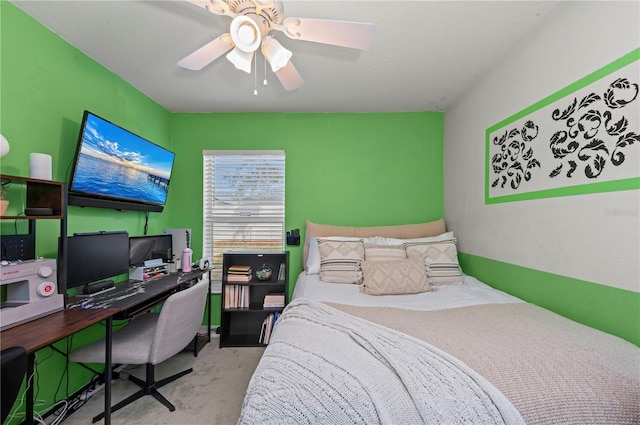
306 236 363 274
364 244 407 261
370 231 455 246
306 237 320 274
303 218 446 267
361 259 430 295
405 241 463 285
317 238 365 284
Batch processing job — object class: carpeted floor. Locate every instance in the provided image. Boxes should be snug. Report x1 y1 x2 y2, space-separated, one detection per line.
62 335 265 425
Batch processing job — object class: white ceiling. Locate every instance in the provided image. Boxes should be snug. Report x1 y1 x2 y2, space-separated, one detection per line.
11 0 561 113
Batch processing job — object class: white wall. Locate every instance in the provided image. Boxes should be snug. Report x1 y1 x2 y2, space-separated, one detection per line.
445 1 639 293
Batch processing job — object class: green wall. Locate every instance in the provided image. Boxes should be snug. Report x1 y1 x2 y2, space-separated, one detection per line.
167 112 444 276
167 111 445 327
459 253 640 346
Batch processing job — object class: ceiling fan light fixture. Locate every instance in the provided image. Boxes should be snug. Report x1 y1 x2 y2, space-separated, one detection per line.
226 47 254 73
262 36 292 73
229 15 261 53
182 0 374 91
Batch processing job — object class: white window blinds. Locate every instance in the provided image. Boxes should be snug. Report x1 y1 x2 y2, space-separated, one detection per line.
203 150 285 292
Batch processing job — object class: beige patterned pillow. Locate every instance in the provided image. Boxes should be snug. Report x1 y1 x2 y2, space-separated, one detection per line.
318 238 365 284
364 244 407 261
361 259 430 295
405 240 463 285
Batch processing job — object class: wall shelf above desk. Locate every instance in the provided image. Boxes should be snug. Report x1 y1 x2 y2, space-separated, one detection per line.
0 173 68 291
1 174 66 220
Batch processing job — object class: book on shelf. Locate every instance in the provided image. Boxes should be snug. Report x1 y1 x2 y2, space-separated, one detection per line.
228 265 252 274
277 262 286 281
224 284 250 309
258 311 281 344
227 274 251 282
263 292 285 308
227 264 252 283
258 319 266 344
263 314 273 344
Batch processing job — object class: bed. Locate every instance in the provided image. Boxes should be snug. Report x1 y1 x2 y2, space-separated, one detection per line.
238 220 640 425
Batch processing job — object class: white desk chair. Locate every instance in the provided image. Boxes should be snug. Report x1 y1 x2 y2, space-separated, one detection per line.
70 280 209 422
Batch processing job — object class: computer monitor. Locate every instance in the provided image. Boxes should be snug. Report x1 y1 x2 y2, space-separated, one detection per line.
64 231 129 293
128 234 173 267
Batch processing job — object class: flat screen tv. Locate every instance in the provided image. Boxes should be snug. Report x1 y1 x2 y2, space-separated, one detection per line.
68 110 175 212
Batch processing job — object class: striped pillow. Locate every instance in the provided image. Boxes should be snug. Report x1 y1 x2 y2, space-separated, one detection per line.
404 240 463 285
364 244 407 261
318 238 365 284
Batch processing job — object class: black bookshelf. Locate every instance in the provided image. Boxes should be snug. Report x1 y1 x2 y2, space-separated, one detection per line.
220 251 289 348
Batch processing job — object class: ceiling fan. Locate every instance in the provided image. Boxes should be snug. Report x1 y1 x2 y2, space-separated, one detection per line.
178 0 375 91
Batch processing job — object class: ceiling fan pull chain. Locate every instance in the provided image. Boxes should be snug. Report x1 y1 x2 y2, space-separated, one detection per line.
253 52 258 96
263 53 268 87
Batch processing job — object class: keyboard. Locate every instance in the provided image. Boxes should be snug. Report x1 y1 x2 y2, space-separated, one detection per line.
67 281 148 310
66 273 199 318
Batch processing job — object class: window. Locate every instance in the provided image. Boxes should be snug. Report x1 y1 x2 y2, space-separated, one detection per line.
203 150 285 292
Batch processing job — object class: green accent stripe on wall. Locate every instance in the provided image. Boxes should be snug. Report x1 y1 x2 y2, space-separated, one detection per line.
459 252 640 347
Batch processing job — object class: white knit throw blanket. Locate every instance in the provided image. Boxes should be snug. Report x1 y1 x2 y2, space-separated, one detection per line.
239 300 525 425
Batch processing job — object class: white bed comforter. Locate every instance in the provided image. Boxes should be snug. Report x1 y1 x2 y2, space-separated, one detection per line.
238 300 525 425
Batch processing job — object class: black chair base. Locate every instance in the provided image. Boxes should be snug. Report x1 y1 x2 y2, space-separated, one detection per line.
92 363 193 423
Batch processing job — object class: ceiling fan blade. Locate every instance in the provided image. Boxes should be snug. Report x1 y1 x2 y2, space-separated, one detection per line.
277 18 374 50
185 0 236 17
177 34 234 71
274 60 304 91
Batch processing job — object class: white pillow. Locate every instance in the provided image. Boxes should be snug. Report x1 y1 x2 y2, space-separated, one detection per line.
363 236 387 245
305 236 363 274
306 237 320 274
365 231 455 246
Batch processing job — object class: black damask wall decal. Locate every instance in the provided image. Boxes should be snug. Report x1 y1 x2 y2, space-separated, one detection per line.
491 120 541 189
486 51 639 204
549 77 639 180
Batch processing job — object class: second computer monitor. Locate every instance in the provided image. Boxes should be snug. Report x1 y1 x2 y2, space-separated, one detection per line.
128 234 173 267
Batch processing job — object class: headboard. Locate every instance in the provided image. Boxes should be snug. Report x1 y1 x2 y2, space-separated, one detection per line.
303 218 446 266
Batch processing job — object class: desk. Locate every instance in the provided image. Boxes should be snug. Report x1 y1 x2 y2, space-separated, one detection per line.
1 308 117 425
0 268 211 425
68 268 212 351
